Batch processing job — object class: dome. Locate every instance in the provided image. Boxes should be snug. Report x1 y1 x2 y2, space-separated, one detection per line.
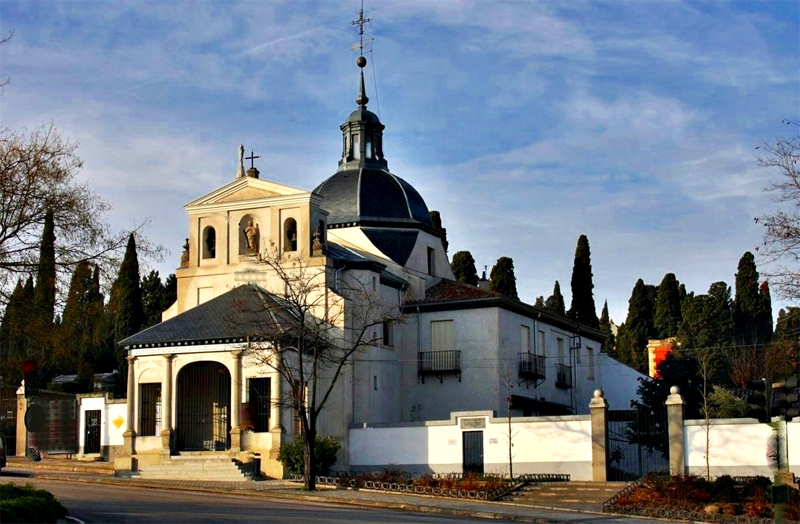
347 107 381 124
314 168 433 228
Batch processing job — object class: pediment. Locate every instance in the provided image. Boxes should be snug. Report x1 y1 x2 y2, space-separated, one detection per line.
186 177 310 208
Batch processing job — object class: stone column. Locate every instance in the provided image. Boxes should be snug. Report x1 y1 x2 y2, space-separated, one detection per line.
666 386 686 476
160 354 175 458
270 368 284 457
589 388 609 481
16 388 27 457
116 355 137 473
230 350 243 452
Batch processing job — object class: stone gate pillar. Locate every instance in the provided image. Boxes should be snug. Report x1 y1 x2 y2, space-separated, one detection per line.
666 385 686 476
161 354 175 458
590 388 609 481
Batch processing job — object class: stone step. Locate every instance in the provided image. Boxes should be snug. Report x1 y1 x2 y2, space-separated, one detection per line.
501 481 626 509
137 457 251 481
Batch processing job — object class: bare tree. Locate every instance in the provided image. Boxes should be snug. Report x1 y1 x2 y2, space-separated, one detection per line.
240 243 401 490
0 30 13 96
0 123 159 307
755 120 800 300
501 352 519 480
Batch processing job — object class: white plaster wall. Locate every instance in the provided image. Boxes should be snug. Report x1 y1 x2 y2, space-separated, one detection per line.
401 308 501 421
684 418 794 477
349 412 593 479
78 395 126 454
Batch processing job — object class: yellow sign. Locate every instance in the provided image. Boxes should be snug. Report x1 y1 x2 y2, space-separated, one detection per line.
113 415 124 429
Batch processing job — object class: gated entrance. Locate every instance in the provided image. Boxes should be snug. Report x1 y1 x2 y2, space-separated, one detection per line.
176 362 231 451
84 410 101 454
607 408 668 481
462 431 484 476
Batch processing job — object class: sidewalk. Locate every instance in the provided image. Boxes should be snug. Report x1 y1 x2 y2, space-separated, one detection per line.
2 457 687 524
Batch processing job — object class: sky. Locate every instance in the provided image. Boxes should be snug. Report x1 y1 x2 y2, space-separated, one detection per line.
1 0 798 325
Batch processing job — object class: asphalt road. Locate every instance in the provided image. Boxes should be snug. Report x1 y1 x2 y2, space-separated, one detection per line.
2 476 524 524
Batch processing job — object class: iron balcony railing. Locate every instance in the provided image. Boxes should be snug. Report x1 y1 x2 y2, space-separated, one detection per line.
418 350 461 384
556 363 573 389
518 352 545 379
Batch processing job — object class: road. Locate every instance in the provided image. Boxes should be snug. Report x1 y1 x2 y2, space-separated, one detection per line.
2 476 521 524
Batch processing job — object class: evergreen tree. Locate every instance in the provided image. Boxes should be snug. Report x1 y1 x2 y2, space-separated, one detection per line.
678 281 733 385
599 300 616 355
31 209 57 378
141 270 167 329
450 251 478 286
615 279 655 371
53 262 94 376
0 278 34 387
164 273 177 305
429 210 448 254
114 234 144 382
567 234 599 328
543 281 566 316
534 296 545 309
654 273 681 338
732 252 773 347
758 281 774 342
488 257 518 300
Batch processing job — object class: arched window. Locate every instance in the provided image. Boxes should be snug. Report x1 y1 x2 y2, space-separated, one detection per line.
202 226 216 259
284 218 298 252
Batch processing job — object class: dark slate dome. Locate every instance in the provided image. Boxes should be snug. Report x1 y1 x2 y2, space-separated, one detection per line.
314 168 433 228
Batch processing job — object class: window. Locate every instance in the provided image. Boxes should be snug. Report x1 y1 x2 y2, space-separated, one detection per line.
248 378 271 433
431 320 454 351
383 321 394 347
521 325 531 353
140 383 161 436
557 337 565 364
427 247 435 275
352 134 360 159
283 218 298 252
202 226 216 259
366 138 373 159
537 330 546 356
587 347 595 380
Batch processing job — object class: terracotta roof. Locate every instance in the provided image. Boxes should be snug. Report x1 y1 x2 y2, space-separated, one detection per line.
412 279 500 304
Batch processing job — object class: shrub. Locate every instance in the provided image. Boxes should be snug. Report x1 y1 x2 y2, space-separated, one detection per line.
374 464 407 484
710 474 738 503
0 483 68 523
277 435 341 476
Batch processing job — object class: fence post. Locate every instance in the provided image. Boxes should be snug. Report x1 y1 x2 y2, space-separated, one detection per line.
666 385 685 476
590 388 609 481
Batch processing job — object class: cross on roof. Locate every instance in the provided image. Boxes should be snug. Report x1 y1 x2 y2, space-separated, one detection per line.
352 5 371 36
245 150 260 169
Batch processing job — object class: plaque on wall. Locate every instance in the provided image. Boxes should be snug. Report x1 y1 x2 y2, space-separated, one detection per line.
460 417 486 429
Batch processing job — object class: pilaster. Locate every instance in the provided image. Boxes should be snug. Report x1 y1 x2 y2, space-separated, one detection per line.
589 388 609 481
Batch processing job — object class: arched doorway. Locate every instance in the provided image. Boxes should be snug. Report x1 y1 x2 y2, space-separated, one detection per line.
176 362 231 451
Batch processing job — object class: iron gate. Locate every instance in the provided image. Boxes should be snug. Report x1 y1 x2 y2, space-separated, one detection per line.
176 362 231 451
84 410 101 454
462 431 484 476
607 408 668 481
0 386 17 455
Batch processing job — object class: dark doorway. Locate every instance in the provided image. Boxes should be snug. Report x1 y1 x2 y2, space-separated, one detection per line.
462 430 484 476
84 410 101 454
176 362 231 451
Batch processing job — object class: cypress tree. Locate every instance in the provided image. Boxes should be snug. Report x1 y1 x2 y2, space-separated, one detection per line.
0 279 33 387
141 270 167 329
758 281 773 342
733 252 773 347
31 209 57 377
544 281 566 316
615 279 654 371
114 234 144 382
599 300 616 355
429 210 448 254
488 257 518 300
567 234 599 328
654 273 681 338
54 262 95 376
450 251 479 286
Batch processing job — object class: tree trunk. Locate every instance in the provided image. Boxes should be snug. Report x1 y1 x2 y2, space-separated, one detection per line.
303 428 317 491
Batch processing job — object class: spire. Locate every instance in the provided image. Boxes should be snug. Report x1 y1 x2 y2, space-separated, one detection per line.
356 67 369 108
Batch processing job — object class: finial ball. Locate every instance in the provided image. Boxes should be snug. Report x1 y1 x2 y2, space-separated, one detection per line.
356 55 367 68
670 385 680 395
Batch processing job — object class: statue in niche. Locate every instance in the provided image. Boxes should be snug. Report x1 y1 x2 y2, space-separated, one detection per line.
180 238 190 266
244 220 258 253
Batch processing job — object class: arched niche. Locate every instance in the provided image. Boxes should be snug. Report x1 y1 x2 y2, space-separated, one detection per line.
283 218 298 252
239 214 259 255
202 226 216 259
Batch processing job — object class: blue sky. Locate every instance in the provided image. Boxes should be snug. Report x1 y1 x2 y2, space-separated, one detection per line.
2 0 798 324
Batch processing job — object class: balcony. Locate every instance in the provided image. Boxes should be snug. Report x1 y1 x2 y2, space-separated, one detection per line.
418 350 461 384
518 352 545 388
556 363 573 389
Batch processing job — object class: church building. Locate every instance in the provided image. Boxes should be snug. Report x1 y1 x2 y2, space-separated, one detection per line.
117 33 643 478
